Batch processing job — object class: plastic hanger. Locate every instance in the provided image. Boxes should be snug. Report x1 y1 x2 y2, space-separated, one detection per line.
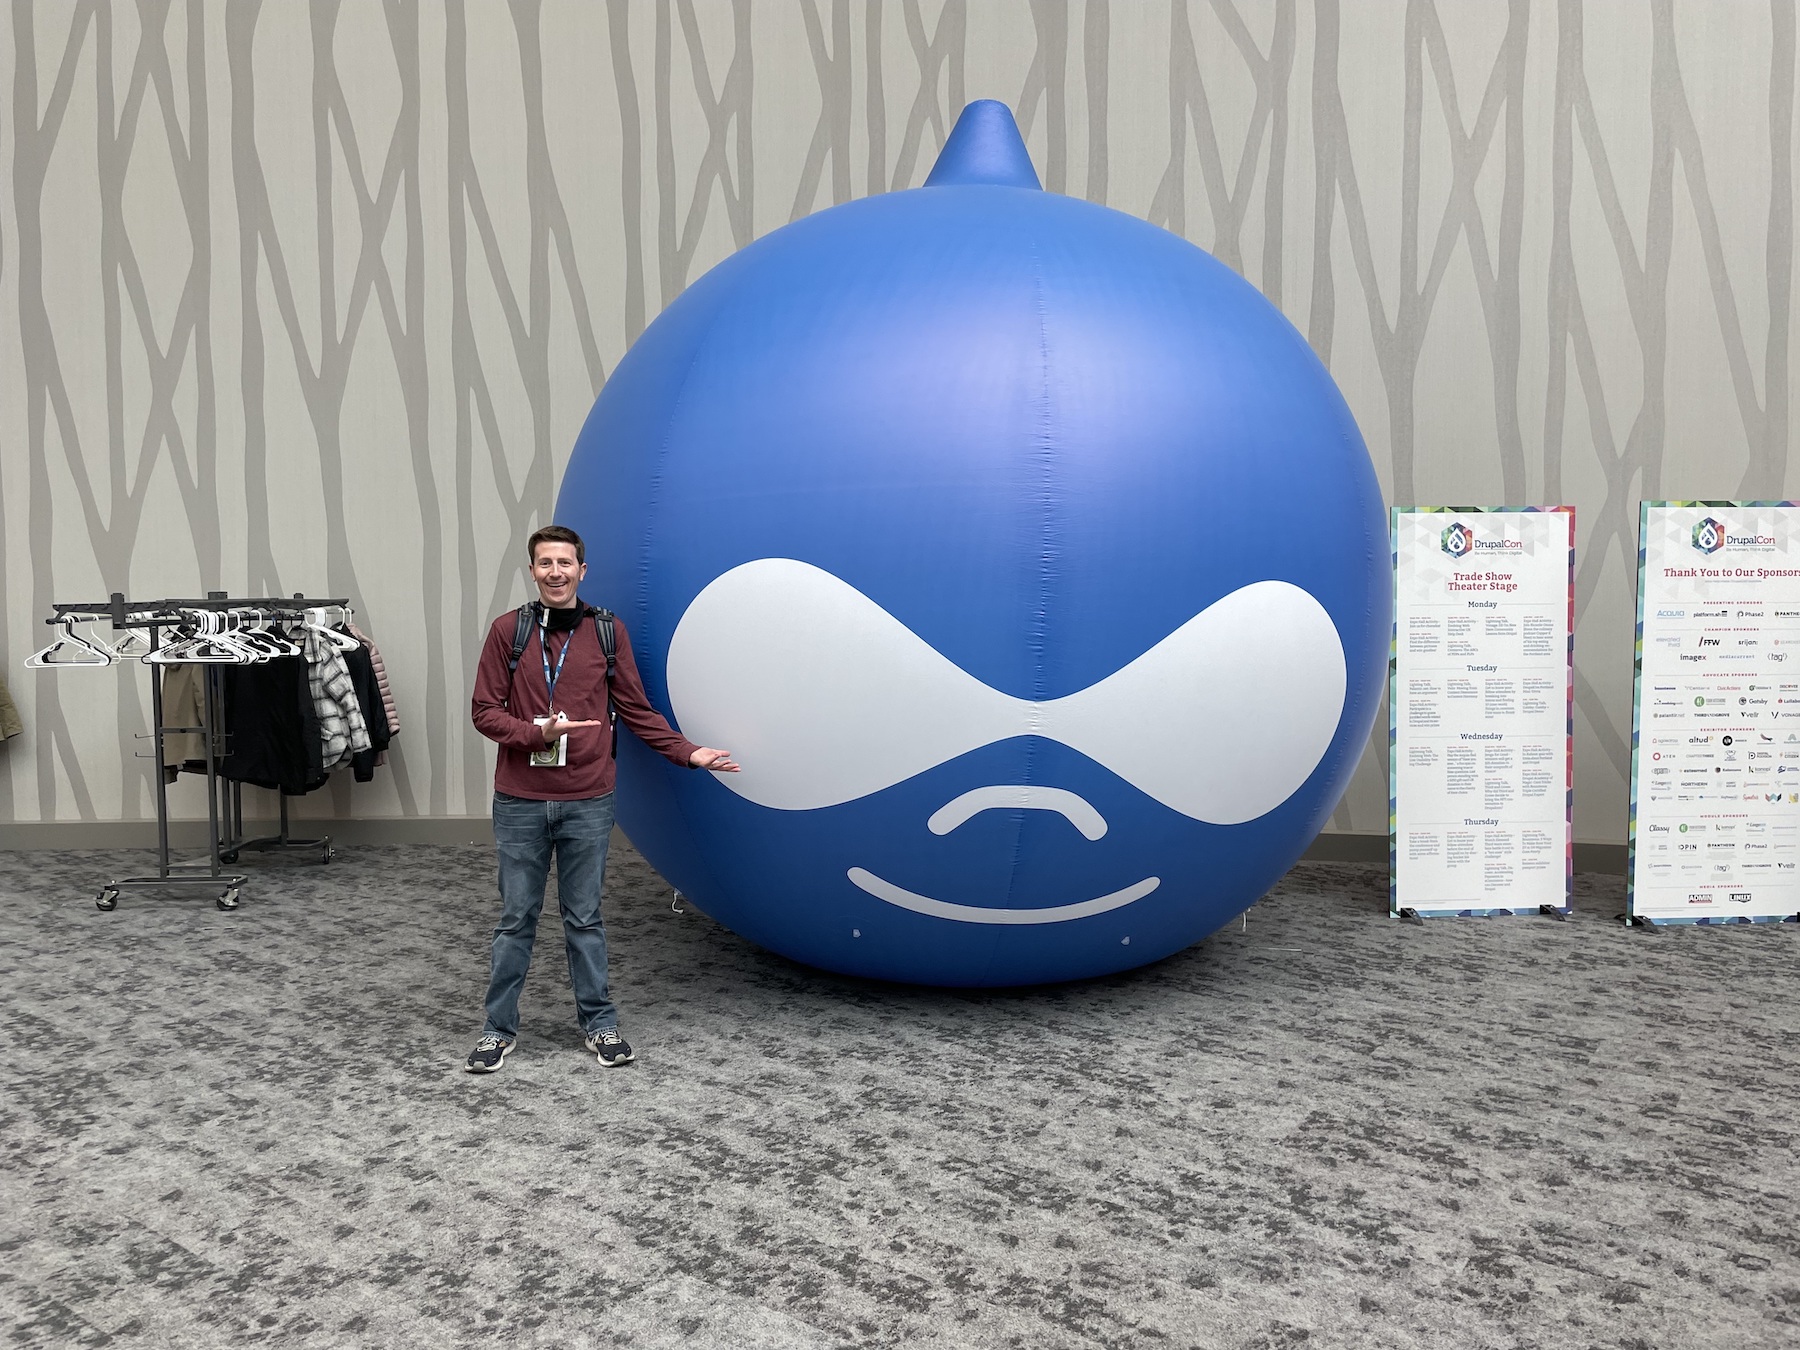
142 613 209 664
216 611 282 663
108 628 152 659
304 606 361 653
239 611 301 658
24 616 114 668
200 612 267 664
146 612 250 665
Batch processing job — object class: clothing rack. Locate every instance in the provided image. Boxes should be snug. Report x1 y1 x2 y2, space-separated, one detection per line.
224 784 336 867
43 591 347 911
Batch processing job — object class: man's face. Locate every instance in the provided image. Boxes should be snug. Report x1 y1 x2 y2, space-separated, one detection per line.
531 542 586 608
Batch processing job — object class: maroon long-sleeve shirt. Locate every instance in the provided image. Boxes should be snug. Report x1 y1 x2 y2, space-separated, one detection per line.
471 606 700 801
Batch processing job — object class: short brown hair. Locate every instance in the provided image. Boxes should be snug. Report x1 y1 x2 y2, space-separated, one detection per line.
528 524 585 565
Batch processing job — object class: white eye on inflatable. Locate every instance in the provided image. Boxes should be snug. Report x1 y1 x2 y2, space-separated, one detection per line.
667 559 1347 826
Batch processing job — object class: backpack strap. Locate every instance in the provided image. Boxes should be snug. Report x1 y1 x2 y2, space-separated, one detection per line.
590 607 618 757
501 602 537 710
507 602 537 674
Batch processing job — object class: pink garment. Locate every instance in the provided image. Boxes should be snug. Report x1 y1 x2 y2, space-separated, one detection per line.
348 620 399 765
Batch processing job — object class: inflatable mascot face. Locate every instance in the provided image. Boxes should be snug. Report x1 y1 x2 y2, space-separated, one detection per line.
558 101 1388 986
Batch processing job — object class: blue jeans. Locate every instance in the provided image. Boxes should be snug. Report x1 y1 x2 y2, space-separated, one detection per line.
482 791 618 1042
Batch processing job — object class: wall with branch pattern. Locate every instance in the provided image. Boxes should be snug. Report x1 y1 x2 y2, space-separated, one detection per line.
3 0 1794 842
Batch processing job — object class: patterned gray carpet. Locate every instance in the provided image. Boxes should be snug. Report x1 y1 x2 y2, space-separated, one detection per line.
1 839 1796 1349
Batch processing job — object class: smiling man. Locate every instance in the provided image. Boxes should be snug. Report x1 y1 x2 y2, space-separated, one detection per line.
466 524 737 1073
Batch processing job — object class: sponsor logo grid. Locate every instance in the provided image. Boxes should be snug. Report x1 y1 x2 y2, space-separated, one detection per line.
1630 502 1800 923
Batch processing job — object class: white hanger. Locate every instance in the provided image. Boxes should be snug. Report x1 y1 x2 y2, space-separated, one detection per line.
201 612 268 663
24 616 114 668
239 610 301 658
303 606 361 653
142 612 211 664
131 610 191 664
215 611 282 663
146 612 252 665
108 628 152 659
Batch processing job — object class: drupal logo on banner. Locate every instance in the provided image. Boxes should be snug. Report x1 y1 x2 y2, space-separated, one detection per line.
1440 522 1473 558
1692 517 1725 554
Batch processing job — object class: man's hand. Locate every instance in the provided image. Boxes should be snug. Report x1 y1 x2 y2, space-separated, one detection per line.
689 747 740 773
542 714 603 745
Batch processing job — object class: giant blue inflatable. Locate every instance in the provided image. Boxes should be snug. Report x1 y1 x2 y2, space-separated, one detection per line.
557 101 1388 987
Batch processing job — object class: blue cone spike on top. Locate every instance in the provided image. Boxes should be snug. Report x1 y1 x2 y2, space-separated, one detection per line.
923 100 1042 189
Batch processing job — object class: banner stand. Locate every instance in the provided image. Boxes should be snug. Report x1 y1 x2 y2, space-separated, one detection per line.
1398 903 1563 925
1388 506 1576 919
1626 911 1800 929
1628 501 1800 926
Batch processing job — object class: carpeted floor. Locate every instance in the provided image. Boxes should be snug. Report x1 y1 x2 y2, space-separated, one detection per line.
1 839 1796 1349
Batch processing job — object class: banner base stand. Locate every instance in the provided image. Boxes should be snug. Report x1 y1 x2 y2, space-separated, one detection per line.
1392 904 1571 922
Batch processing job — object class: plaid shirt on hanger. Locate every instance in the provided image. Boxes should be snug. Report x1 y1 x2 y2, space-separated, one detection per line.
304 629 371 768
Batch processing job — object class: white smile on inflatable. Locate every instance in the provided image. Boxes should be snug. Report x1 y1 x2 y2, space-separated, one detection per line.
668 559 1348 923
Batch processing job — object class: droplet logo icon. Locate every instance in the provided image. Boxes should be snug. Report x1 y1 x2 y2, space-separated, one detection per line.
557 101 1389 985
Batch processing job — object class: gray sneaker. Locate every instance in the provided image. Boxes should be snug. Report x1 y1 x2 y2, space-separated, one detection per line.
464 1034 514 1073
585 1027 635 1067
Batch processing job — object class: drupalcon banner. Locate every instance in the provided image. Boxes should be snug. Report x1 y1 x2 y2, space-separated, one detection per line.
1630 502 1800 924
1390 507 1574 918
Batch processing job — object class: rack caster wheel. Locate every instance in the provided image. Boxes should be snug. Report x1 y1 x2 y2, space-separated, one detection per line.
220 849 239 864
217 888 240 911
321 846 335 864
95 888 119 911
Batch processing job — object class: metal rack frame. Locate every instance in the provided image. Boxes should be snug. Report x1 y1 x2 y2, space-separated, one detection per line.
47 590 347 911
224 781 336 867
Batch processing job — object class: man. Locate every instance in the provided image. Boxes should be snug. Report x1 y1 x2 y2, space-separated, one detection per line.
466 524 737 1072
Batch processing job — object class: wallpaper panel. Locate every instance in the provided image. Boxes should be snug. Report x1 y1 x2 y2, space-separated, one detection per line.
2 0 1795 844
